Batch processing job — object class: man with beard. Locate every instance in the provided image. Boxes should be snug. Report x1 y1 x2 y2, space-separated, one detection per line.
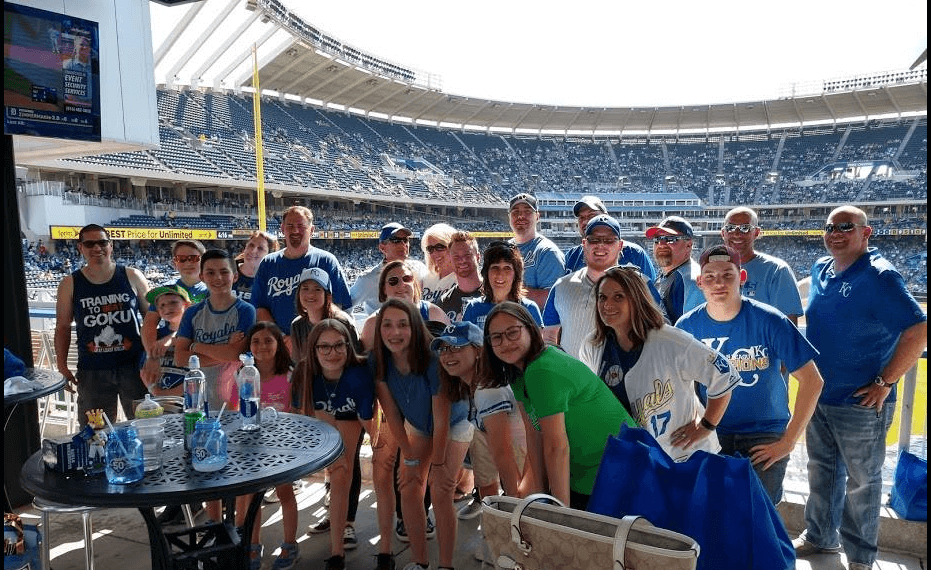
436 231 484 321
646 216 704 323
251 205 351 352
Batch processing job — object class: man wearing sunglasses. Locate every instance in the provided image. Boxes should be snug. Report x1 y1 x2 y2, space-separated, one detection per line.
142 239 208 359
349 222 427 324
507 193 565 309
55 224 152 422
720 207 802 325
436 231 484 321
794 207 927 570
563 196 656 281
645 216 704 323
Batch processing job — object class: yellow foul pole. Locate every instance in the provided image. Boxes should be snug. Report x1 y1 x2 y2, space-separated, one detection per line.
252 45 267 231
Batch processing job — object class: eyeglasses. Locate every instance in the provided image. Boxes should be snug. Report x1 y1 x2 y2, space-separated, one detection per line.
652 236 689 244
436 344 468 354
386 237 409 244
173 254 201 264
80 239 110 249
585 237 619 246
823 222 863 234
486 325 525 347
386 274 415 287
315 341 348 356
722 224 757 234
425 243 448 254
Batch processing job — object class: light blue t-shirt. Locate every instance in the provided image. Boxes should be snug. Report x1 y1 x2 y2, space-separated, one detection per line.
741 251 803 319
806 248 926 406
512 235 565 290
371 354 468 435
677 298 818 434
462 298 543 330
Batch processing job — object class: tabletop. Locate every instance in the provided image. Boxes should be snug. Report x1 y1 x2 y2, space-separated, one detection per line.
3 368 66 407
20 411 343 508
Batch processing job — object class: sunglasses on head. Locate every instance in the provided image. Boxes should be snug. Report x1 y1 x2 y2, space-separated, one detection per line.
652 235 689 244
173 254 201 263
722 224 756 234
80 239 110 249
386 274 415 287
425 243 448 254
823 222 863 234
485 240 517 252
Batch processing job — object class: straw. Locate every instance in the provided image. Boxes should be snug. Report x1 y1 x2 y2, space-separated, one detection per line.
101 412 128 456
216 401 227 420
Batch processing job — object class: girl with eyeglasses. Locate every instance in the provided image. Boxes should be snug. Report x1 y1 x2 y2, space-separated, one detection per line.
482 302 636 509
233 322 297 570
462 241 543 329
372 298 470 570
290 319 377 570
360 260 449 352
579 266 737 462
420 223 458 305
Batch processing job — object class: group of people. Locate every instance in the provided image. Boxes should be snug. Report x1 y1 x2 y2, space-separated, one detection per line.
54 196 926 570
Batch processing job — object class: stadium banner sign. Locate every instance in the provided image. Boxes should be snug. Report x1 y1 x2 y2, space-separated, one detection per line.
760 228 926 237
760 230 824 237
50 226 217 240
873 228 926 236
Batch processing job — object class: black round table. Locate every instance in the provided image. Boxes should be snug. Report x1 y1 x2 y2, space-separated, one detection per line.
3 368 66 407
20 411 343 570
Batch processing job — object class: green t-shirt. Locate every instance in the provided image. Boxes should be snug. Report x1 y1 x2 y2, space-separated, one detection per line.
512 346 636 495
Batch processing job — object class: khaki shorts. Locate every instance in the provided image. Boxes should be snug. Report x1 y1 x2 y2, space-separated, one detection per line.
406 419 475 443
470 412 527 488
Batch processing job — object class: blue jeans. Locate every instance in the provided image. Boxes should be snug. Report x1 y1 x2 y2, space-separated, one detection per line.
718 432 788 505
801 403 894 566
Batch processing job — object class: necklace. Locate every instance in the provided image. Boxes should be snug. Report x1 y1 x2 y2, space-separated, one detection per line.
323 377 340 410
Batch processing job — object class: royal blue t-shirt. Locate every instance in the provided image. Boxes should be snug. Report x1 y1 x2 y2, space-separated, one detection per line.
312 365 376 421
563 241 657 283
370 353 467 434
677 298 818 433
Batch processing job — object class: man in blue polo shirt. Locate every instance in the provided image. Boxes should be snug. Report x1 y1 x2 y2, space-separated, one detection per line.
563 196 656 280
677 244 824 505
646 216 704 323
793 206 927 570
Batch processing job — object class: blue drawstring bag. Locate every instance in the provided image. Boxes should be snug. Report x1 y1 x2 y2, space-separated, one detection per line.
587 425 794 570
4 348 26 380
4 513 42 570
889 450 927 521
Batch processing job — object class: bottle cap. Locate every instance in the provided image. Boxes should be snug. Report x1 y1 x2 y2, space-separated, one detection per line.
239 353 254 366
188 354 200 369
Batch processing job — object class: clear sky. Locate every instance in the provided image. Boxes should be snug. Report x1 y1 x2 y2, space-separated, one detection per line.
288 0 927 108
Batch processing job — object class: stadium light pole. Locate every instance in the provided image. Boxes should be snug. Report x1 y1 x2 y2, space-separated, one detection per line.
252 45 267 232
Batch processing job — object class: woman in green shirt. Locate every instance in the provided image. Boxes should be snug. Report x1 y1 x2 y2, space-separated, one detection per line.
481 301 636 509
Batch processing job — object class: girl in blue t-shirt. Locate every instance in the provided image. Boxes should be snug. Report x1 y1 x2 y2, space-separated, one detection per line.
289 319 376 570
372 298 470 570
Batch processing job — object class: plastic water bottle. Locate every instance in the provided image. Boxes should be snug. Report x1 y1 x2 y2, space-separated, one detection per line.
183 355 206 450
237 353 261 432
134 393 163 419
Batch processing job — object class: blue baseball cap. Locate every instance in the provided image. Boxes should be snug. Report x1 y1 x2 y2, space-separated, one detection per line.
298 267 331 292
379 222 412 242
585 214 621 238
430 321 484 352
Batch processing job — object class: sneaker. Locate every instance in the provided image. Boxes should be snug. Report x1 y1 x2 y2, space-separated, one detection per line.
325 554 346 570
343 525 358 550
263 488 280 504
247 543 264 570
395 519 409 543
848 564 872 570
402 563 430 570
792 536 841 557
457 498 482 520
425 516 436 539
309 517 331 534
271 542 300 570
374 553 396 570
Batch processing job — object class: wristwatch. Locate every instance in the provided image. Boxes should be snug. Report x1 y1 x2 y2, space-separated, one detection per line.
873 375 895 388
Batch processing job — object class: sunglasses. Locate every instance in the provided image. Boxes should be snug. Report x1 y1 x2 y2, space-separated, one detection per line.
80 239 111 249
315 341 348 356
652 236 689 244
585 237 619 246
486 324 525 347
425 243 448 254
436 344 468 354
722 224 756 234
173 254 202 263
386 237 409 244
485 240 517 252
823 222 863 234
386 274 415 287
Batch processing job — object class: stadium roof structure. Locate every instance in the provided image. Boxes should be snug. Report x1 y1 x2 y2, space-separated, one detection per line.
156 0 928 135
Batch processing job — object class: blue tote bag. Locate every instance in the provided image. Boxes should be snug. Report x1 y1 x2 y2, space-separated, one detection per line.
889 450 927 521
587 425 794 570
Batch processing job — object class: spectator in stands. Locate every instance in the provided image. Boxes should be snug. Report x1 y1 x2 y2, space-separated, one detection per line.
142 239 208 358
676 245 824 504
794 207 927 570
646 216 704 323
251 205 352 352
141 285 191 397
507 193 565 308
420 223 458 305
720 207 803 324
55 224 151 421
350 223 428 328
563 196 656 281
233 230 279 303
437 231 484 322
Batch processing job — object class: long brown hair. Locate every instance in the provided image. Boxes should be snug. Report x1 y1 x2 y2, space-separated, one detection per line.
480 301 546 389
373 298 432 382
245 322 293 376
437 342 483 402
480 242 526 303
590 266 665 349
377 260 423 304
290 319 366 416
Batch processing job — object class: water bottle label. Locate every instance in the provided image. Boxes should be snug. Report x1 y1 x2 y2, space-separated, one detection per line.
193 447 209 461
240 383 254 399
109 456 127 473
240 398 258 418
